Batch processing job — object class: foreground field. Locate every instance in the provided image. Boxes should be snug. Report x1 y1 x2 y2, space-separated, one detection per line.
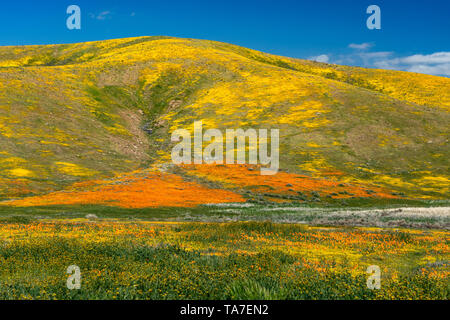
0 218 448 300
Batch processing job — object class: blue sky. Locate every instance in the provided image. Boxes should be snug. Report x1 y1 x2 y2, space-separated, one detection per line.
1 0 449 75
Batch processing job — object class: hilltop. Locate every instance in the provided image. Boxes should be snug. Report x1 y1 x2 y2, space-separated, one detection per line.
0 36 449 207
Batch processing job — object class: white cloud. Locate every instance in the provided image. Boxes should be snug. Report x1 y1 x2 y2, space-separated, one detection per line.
333 51 393 67
89 11 112 20
360 52 392 59
332 43 392 67
348 42 373 50
308 42 449 77
406 64 450 76
310 54 329 63
373 52 450 76
401 52 450 64
97 11 111 20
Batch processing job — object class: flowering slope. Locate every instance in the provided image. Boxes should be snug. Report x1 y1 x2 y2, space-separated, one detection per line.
0 36 448 202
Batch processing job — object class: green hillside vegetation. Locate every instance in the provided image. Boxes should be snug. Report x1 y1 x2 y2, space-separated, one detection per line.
0 36 448 201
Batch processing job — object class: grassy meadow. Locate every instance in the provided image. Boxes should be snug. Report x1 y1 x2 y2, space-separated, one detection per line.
0 37 449 300
0 203 448 300
0 216 448 300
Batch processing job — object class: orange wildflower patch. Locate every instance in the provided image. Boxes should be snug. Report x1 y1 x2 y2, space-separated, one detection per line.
3 170 244 208
0 178 37 198
180 164 398 199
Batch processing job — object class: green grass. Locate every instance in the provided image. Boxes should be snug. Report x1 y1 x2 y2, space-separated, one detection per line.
0 220 447 300
0 199 448 229
0 36 448 201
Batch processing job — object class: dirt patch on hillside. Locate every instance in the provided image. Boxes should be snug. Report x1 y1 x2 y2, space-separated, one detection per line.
107 109 151 161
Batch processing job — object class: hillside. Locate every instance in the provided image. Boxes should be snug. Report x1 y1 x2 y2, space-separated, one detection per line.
0 36 449 206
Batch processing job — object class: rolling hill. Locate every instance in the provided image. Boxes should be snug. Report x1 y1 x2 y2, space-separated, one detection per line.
0 36 449 207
